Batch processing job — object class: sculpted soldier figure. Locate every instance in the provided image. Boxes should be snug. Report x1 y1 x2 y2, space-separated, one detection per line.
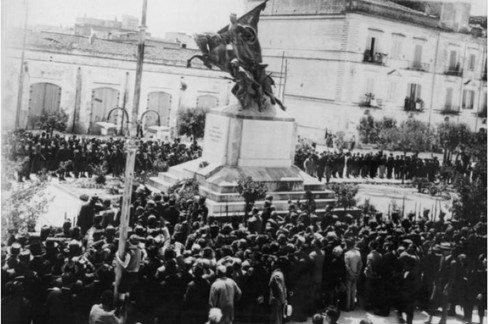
187 0 284 111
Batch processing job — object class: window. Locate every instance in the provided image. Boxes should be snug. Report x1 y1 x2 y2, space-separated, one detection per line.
445 88 453 108
391 37 403 59
462 90 475 109
407 83 421 100
449 51 458 70
413 45 423 65
366 36 377 55
469 54 476 71
387 80 398 101
366 78 375 94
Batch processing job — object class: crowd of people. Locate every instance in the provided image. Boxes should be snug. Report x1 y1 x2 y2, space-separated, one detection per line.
296 139 476 185
301 150 443 183
3 130 202 182
2 183 486 324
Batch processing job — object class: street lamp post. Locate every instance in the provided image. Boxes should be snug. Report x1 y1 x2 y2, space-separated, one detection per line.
15 0 29 129
131 0 148 135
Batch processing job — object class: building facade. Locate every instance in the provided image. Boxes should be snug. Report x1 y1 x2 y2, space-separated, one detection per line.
2 29 232 135
247 0 487 143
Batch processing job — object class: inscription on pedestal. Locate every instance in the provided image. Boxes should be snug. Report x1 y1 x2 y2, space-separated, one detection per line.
208 125 224 144
202 114 230 165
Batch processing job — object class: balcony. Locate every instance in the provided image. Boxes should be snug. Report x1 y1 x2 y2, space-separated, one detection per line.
478 107 487 118
409 62 430 72
363 50 387 66
359 93 383 108
440 105 460 115
404 97 424 112
444 64 463 77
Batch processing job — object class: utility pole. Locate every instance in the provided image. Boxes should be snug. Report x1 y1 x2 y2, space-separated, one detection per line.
15 0 29 129
114 138 137 320
121 72 130 136
131 0 148 135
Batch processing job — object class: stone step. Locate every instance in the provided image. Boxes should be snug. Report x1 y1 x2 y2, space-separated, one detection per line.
205 198 335 215
210 208 329 218
147 176 173 193
199 186 334 203
157 171 183 185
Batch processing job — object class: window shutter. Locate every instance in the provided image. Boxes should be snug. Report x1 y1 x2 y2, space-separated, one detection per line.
446 88 453 107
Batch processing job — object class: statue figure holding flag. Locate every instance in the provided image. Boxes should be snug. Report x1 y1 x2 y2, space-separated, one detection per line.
187 0 285 111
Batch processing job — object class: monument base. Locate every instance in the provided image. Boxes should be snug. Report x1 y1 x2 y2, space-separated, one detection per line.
149 102 335 216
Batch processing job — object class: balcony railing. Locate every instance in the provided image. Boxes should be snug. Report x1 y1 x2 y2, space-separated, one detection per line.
445 64 463 77
404 98 424 112
359 96 383 108
363 50 387 66
440 105 460 115
409 62 430 72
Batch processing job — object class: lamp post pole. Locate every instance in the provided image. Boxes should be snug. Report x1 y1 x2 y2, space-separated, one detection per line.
114 138 137 323
15 0 29 129
131 0 148 135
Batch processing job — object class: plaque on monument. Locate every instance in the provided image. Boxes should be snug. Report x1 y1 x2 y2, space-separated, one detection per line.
202 114 230 165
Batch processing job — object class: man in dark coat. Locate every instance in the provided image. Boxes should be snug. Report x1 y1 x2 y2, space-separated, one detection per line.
397 255 421 324
76 196 99 236
182 262 211 324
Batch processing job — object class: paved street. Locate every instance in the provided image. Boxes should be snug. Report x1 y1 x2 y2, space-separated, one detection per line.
287 307 486 324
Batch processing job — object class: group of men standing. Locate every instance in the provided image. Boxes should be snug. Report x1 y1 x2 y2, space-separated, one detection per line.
4 130 202 182
302 150 441 183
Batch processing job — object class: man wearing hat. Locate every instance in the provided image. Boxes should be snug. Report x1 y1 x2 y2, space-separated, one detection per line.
209 265 241 324
77 195 100 236
344 238 362 312
268 256 288 324
425 242 454 324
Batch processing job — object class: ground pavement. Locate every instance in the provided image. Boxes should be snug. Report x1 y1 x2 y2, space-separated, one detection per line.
287 306 486 324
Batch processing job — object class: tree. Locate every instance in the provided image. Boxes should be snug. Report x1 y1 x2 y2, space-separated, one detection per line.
359 198 377 217
357 115 397 145
2 159 52 237
452 129 487 223
379 118 435 183
378 118 435 152
236 176 267 219
437 122 472 163
37 110 69 137
327 183 358 211
177 107 208 145
357 115 377 144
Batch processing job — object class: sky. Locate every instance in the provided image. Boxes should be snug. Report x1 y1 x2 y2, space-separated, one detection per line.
1 0 246 37
1 0 487 38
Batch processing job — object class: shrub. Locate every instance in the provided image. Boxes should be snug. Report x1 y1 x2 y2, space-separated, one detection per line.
236 176 268 217
37 110 69 136
326 183 358 210
177 107 208 145
91 163 107 185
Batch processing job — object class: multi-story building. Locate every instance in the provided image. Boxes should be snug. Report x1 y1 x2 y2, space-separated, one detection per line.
74 15 152 41
246 0 487 143
2 28 231 134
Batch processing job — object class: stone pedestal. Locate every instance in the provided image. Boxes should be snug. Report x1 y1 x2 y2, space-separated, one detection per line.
149 102 334 216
